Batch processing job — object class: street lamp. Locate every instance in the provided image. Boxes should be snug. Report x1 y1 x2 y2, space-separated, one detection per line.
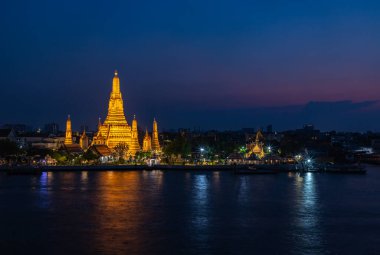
199 147 205 165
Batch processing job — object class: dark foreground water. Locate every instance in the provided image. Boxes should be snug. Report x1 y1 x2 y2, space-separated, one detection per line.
0 166 380 255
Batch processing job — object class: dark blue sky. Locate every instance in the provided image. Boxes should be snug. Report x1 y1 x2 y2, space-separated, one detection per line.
1 0 379 131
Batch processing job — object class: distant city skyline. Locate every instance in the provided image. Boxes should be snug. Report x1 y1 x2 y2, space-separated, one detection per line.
1 99 379 132
1 0 379 131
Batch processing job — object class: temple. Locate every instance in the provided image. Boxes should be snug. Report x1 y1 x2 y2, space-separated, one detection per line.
142 128 152 152
151 118 161 152
64 115 73 145
63 115 83 154
79 128 89 150
90 70 159 156
246 130 265 159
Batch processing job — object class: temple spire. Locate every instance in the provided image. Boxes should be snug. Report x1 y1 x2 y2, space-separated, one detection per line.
112 70 120 93
104 70 127 125
80 125 89 150
143 127 152 152
130 114 140 151
152 118 160 152
64 114 73 145
98 117 102 130
91 70 142 155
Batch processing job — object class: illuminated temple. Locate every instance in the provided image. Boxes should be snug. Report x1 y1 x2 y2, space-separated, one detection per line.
246 130 265 159
63 70 160 157
64 115 73 145
91 70 160 156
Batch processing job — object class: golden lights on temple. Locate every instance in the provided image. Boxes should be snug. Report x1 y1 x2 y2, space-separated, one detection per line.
64 115 73 145
246 130 265 159
64 71 160 157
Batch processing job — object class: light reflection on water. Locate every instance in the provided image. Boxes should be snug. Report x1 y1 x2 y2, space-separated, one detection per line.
212 172 220 192
80 171 88 190
37 172 50 209
0 168 379 254
191 175 210 234
237 176 249 204
292 172 323 254
93 171 146 253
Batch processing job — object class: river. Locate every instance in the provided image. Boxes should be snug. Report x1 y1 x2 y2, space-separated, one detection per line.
0 165 379 254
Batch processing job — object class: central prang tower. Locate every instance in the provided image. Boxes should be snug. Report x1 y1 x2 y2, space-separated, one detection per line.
92 70 141 155
104 71 128 125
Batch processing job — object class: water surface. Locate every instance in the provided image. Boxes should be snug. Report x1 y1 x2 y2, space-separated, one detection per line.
0 166 379 254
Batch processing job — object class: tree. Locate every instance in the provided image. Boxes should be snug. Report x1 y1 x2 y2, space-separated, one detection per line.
114 143 129 160
135 151 151 161
163 135 191 158
51 151 68 164
0 139 20 157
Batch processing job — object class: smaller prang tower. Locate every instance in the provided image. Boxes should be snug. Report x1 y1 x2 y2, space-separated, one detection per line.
130 115 140 152
142 128 152 152
79 128 89 150
64 115 73 145
151 118 160 152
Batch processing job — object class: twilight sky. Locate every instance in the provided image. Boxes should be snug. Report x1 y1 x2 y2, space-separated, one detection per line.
0 0 379 131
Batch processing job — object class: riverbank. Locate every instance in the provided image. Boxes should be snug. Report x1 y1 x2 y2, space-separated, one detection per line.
41 164 254 172
0 163 364 174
